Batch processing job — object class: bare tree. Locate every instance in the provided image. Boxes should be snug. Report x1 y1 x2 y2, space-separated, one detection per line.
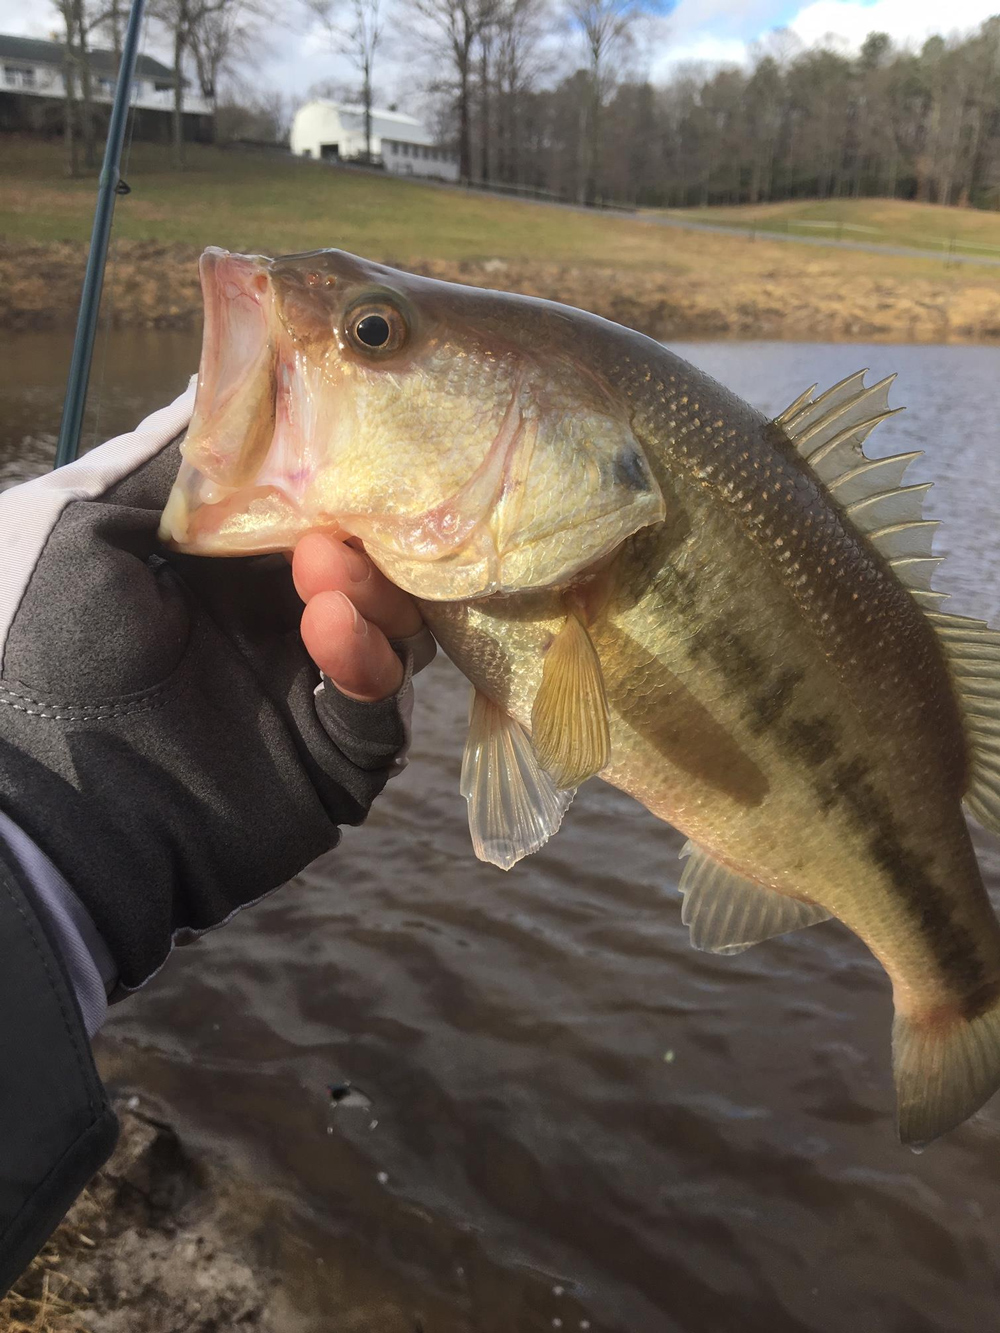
477 19 494 179
151 0 244 166
566 0 641 203
307 0 384 162
404 0 496 180
190 0 260 129
53 0 108 174
98 0 126 64
494 0 551 182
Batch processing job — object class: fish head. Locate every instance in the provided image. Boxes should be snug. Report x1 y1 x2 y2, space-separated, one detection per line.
160 247 665 599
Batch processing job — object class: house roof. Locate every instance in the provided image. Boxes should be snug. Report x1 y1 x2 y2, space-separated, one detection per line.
0 33 177 81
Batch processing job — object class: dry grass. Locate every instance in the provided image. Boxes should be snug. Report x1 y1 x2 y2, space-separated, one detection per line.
0 1197 101 1333
4 135 1000 341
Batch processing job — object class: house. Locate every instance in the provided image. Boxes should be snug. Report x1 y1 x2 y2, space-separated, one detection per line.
0 34 213 141
290 100 459 182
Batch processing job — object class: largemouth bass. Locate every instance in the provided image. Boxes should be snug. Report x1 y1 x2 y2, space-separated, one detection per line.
161 246 1000 1147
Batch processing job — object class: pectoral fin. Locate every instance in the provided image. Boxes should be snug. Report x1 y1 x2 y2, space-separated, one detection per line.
678 842 831 954
461 688 574 871
531 612 610 790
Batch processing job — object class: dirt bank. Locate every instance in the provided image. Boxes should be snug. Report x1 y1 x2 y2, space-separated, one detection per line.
0 1098 286 1333
5 238 1000 343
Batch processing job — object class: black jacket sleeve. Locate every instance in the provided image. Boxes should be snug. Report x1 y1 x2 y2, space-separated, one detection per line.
0 840 118 1296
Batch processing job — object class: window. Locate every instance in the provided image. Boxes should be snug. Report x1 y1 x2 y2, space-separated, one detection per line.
4 65 36 89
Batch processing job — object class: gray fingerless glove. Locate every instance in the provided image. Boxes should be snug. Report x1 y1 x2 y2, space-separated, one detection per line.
0 385 425 992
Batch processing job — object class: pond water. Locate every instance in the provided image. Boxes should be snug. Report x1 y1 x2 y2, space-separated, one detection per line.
3 332 1000 1332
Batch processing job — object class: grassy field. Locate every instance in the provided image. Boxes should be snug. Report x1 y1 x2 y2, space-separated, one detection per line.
0 136 669 267
660 197 1000 259
3 136 1000 343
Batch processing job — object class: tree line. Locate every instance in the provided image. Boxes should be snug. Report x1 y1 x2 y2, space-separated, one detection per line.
50 0 1000 211
420 11 1000 207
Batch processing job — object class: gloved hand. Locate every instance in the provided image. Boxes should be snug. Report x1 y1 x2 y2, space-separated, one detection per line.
0 383 434 994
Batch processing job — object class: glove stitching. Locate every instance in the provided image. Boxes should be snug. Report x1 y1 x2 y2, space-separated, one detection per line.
0 860 98 1120
0 679 174 713
0 683 191 724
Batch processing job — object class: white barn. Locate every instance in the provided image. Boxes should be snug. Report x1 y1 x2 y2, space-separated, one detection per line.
290 100 459 182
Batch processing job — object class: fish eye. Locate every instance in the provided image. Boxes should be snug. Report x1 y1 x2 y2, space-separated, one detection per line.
345 301 408 357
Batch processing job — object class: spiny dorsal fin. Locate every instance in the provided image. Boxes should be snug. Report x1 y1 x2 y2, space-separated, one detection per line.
531 611 610 790
677 842 831 954
776 371 942 579
780 371 900 477
927 611 1000 837
461 688 574 870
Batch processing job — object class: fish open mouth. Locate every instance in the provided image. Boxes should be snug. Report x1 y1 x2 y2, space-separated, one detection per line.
158 245 517 570
159 247 318 553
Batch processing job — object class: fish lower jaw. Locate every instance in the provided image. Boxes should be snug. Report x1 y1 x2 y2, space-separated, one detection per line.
159 476 330 554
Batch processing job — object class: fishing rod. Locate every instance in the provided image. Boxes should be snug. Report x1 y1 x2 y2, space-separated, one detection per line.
55 0 147 469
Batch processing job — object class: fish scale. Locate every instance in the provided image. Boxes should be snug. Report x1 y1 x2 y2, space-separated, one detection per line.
161 247 1000 1148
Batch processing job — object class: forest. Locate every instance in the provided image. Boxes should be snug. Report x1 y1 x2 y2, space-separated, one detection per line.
49 0 1000 214
456 16 1000 210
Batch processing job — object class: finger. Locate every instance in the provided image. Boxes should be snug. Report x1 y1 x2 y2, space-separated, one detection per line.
293 534 422 640
301 590 404 702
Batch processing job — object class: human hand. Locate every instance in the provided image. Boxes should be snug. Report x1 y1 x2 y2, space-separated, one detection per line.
0 383 434 996
292 534 427 703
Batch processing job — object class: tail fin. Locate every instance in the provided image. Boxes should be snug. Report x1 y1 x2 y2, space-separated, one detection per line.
893 997 1000 1148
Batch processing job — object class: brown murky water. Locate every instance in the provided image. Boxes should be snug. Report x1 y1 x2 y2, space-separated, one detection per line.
4 333 1000 1331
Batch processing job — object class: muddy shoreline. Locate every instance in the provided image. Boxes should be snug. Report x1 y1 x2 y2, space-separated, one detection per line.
6 239 1000 343
0 1096 290 1333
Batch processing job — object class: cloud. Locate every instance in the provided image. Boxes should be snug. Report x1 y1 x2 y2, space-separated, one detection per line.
651 35 751 78
666 0 788 44
652 0 999 81
789 0 1000 48
7 0 1000 105
0 0 56 38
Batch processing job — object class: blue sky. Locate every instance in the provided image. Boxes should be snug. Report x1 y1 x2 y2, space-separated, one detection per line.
4 0 1000 108
655 0 1000 76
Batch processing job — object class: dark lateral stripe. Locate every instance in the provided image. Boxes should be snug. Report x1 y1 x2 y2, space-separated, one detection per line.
598 622 769 807
678 602 984 995
790 724 985 996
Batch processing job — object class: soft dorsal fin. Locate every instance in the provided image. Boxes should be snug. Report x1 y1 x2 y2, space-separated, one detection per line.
677 842 831 954
926 612 1000 837
531 611 610 790
461 688 574 870
776 370 942 581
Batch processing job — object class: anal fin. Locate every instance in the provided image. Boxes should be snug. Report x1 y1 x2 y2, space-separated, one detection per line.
461 688 574 871
678 842 831 954
531 611 610 789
